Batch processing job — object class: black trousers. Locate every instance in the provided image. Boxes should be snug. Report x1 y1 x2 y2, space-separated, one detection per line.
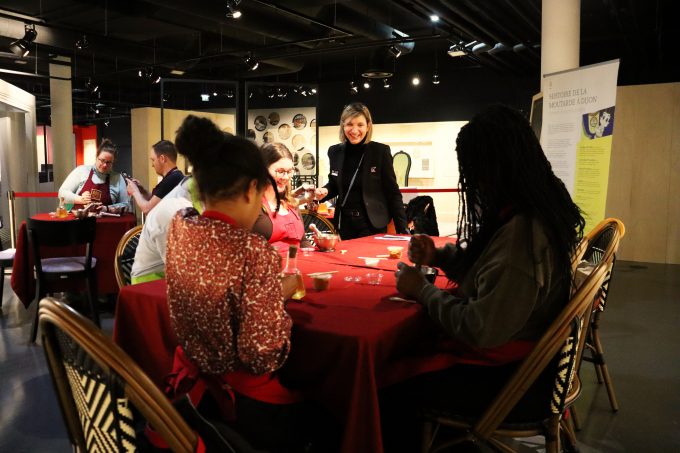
338 209 386 240
379 361 556 453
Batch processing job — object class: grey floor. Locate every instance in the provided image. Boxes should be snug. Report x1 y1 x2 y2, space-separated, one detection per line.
1 261 679 452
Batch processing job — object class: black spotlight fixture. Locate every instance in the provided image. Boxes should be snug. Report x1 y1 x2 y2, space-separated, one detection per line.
103 119 110 127
85 77 99 94
432 72 440 85
387 44 402 59
226 0 242 19
383 78 391 89
349 81 358 94
138 66 161 84
9 24 38 57
75 34 89 50
243 53 259 71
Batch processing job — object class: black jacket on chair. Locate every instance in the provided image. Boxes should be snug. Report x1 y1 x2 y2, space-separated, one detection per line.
322 141 408 233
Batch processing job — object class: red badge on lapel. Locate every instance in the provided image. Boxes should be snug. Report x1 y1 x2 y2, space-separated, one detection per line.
370 167 377 173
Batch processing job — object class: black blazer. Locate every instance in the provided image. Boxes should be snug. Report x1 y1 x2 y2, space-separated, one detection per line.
322 141 408 233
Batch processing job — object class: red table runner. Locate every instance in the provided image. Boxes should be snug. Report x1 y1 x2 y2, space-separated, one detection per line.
11 213 137 307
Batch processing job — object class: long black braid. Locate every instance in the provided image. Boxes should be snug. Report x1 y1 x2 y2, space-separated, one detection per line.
451 105 585 293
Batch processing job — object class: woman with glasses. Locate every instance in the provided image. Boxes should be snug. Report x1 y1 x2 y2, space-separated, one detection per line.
58 138 131 212
253 142 315 250
316 102 408 239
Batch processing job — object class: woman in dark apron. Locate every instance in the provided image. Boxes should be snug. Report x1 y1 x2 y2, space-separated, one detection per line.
57 138 131 212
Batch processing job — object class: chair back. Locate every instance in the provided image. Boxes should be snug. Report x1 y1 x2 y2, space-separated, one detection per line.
405 195 439 236
115 225 143 288
39 297 197 452
300 209 337 246
473 262 608 438
27 217 97 276
392 151 412 187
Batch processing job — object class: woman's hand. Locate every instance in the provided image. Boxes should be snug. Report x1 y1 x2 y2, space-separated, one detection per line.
408 234 436 266
314 188 328 200
78 191 91 205
395 262 427 299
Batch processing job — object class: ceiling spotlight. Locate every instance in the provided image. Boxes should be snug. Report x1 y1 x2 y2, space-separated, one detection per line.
75 34 89 50
387 45 402 59
162 92 171 103
85 77 99 94
363 80 371 89
432 72 440 85
412 75 420 86
447 42 467 58
9 24 38 57
430 15 440 22
104 119 110 127
138 66 161 84
383 79 391 89
243 54 259 71
349 81 358 94
226 91 234 99
200 93 210 102
310 88 317 94
213 91 218 96
226 0 242 19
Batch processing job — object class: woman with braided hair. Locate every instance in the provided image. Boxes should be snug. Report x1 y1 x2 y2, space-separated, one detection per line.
383 105 585 451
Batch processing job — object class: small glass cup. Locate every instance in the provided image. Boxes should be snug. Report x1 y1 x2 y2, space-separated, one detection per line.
365 272 383 285
387 246 403 259
312 274 332 291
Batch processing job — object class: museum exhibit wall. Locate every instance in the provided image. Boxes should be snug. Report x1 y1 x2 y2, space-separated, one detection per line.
607 82 680 264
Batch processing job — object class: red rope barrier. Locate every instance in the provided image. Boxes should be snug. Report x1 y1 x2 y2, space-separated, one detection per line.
399 188 459 193
12 192 59 198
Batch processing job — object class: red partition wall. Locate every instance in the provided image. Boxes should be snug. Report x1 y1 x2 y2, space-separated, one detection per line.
72 125 98 166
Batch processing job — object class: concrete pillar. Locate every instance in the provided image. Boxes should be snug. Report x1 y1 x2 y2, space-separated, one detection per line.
49 58 75 188
541 0 580 90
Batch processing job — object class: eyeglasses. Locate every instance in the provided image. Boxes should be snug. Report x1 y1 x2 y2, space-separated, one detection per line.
97 157 114 165
274 169 295 177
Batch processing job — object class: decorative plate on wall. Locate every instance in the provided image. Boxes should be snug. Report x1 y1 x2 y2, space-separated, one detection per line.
310 119 316 129
254 116 267 131
292 134 306 151
268 112 280 126
301 152 315 170
263 131 275 143
293 113 307 129
247 129 256 140
293 152 299 166
278 123 292 140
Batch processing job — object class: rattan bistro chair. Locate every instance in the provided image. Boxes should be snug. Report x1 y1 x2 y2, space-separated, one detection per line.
27 216 98 343
114 225 143 289
572 218 625 414
300 209 337 247
421 263 608 453
39 297 198 452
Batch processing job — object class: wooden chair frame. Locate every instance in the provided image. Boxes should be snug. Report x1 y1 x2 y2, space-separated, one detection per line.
39 297 197 452
422 263 609 453
114 224 143 289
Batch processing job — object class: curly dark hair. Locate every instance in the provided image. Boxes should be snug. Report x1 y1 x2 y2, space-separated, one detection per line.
452 105 585 291
175 115 279 210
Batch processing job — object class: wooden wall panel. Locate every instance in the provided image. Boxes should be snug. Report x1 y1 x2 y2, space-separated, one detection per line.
606 83 680 263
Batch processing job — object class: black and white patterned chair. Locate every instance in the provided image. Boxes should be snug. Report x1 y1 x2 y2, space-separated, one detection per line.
420 263 608 453
114 225 143 289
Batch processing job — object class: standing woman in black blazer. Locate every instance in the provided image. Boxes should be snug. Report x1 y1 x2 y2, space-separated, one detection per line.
316 103 408 239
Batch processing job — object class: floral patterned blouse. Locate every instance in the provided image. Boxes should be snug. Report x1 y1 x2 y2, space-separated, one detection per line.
166 208 291 375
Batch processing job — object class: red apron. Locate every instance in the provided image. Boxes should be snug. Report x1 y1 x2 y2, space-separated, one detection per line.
75 168 113 207
262 197 305 249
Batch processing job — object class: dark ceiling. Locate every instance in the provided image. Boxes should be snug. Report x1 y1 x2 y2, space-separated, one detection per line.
1 0 678 124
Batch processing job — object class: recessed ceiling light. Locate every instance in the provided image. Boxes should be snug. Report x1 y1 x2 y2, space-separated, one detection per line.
430 15 439 22
170 69 185 75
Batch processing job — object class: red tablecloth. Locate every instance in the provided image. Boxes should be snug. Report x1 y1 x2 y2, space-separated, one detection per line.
11 213 137 307
113 236 535 453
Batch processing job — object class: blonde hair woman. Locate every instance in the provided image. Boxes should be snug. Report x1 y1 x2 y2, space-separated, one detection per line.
317 102 407 239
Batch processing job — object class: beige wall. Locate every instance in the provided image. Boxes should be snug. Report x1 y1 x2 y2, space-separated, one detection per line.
130 107 234 220
606 82 680 263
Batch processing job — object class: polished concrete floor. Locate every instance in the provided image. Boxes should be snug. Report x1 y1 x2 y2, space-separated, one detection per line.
1 261 679 452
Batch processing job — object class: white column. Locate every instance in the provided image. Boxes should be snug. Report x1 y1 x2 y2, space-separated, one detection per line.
541 0 580 90
49 57 75 188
